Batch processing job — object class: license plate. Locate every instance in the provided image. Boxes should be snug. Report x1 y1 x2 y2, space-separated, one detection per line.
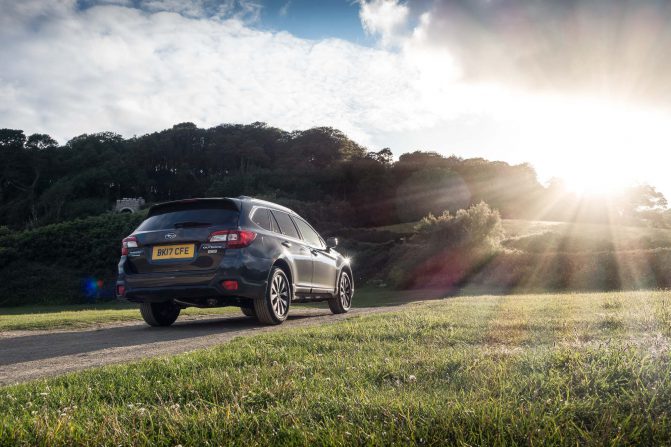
151 244 196 260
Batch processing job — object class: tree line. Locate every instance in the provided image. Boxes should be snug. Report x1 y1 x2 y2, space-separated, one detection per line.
0 122 667 230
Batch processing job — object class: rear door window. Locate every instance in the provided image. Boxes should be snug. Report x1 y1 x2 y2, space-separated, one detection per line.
292 216 324 248
251 208 271 231
137 202 239 231
270 210 300 239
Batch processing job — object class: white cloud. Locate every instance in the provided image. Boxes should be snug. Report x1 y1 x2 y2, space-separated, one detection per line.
358 0 409 47
92 0 263 21
0 0 431 145
2 0 671 195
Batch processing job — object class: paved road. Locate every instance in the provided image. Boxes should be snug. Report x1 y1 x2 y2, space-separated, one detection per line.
0 307 393 386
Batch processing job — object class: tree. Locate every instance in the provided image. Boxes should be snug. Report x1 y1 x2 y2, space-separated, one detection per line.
0 129 26 149
367 148 393 165
395 168 471 222
25 134 58 151
0 129 43 225
283 127 366 169
616 184 668 225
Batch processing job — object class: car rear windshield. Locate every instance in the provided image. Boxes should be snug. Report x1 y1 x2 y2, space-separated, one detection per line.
136 202 239 231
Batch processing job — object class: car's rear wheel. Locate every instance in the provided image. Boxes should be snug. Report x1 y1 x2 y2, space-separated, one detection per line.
328 270 353 314
139 301 180 327
254 267 291 325
241 306 256 317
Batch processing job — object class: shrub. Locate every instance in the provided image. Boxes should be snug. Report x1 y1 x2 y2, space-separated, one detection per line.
0 212 144 306
0 226 11 238
0 261 83 306
386 202 505 289
414 201 505 251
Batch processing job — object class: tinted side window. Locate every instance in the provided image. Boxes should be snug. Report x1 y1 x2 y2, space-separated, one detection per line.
292 217 324 248
269 211 280 233
270 211 300 239
251 208 271 231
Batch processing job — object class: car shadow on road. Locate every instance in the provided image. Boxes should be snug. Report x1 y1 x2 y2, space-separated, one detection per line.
0 312 325 366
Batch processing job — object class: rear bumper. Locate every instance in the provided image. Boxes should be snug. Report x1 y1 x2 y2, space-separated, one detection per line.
117 248 276 305
117 269 266 304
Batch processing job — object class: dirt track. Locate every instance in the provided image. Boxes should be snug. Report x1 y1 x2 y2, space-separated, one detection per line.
0 307 393 386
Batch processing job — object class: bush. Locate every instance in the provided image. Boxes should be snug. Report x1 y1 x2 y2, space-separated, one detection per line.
0 261 83 306
0 226 11 238
414 201 504 251
385 202 505 289
0 212 144 306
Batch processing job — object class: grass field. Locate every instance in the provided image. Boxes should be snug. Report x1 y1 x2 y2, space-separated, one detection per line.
2 291 671 445
0 288 444 331
0 302 238 331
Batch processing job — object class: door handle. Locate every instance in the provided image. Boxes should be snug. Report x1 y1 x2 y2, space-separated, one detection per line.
310 249 319 256
282 241 292 248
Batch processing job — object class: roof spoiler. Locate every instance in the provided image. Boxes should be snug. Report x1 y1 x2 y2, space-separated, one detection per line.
147 198 241 217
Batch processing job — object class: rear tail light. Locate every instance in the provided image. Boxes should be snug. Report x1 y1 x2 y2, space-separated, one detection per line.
221 280 239 290
208 230 256 248
121 236 138 255
116 285 126 296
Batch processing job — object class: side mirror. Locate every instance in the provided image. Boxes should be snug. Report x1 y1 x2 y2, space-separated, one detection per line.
326 237 338 249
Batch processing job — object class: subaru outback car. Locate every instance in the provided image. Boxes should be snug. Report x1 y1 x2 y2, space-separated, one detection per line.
116 196 353 326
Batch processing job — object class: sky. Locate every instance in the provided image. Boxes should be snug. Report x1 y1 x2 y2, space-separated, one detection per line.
2 0 671 196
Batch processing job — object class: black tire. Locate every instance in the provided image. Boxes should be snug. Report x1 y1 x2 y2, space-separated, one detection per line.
328 270 353 314
139 301 180 327
241 306 256 317
254 267 291 325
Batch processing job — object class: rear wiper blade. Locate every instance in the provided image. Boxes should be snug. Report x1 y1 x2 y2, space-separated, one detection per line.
173 221 212 228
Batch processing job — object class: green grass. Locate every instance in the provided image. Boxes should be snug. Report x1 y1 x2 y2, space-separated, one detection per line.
3 291 671 445
0 302 238 331
0 288 439 331
349 287 445 307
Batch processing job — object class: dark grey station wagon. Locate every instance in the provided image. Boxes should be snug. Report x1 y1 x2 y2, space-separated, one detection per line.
116 196 353 326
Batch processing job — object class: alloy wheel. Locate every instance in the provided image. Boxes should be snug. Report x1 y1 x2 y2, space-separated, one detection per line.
339 273 353 309
270 272 290 317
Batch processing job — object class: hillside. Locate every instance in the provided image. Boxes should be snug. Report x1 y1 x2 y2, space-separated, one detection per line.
377 219 671 252
3 210 671 307
502 219 671 252
1 124 667 232
343 215 671 293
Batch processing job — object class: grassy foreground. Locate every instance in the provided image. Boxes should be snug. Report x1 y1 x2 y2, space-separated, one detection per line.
0 303 237 331
2 291 671 445
0 288 442 331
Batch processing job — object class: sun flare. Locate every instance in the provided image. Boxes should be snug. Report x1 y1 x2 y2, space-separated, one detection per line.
510 95 671 197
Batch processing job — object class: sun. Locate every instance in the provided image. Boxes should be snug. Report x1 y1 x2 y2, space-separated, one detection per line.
559 167 628 196
555 141 633 196
514 95 668 198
